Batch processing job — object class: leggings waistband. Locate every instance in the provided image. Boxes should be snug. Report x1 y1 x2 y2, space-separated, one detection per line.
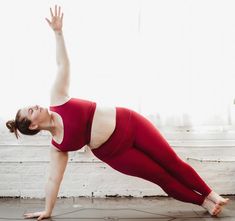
91 107 133 160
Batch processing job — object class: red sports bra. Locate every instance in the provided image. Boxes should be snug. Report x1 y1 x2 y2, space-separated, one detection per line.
49 98 96 152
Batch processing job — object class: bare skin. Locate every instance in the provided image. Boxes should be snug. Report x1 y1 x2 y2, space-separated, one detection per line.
202 198 222 216
201 191 230 216
206 191 230 206
22 5 116 220
23 5 66 221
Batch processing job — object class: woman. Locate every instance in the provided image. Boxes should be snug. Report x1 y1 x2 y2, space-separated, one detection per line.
6 5 229 220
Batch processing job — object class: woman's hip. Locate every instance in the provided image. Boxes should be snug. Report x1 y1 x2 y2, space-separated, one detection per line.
90 106 135 160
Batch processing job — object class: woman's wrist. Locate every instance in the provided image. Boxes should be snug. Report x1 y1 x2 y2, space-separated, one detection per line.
47 211 52 216
45 208 52 216
54 30 63 35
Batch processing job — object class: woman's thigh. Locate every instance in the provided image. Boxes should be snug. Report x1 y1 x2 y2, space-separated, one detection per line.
104 146 178 187
131 110 182 168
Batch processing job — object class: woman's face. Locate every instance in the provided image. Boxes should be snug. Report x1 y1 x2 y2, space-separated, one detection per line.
19 105 49 130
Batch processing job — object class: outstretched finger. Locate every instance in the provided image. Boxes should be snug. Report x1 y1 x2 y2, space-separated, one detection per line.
24 213 35 218
45 18 51 25
37 215 43 221
55 5 57 17
61 13 64 22
24 212 33 216
58 6 61 17
50 7 54 17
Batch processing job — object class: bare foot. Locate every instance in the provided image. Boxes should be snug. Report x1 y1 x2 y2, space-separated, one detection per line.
206 191 230 206
202 198 223 216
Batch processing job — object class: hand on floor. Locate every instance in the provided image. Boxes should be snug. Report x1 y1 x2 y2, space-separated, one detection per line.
24 210 51 220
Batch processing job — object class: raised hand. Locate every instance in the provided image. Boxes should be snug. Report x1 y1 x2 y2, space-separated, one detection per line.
24 210 51 220
45 5 63 33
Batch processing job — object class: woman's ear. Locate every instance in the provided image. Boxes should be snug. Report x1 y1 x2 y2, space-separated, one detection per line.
29 124 38 130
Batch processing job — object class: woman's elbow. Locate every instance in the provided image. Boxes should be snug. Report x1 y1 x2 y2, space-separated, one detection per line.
49 175 64 185
57 59 70 68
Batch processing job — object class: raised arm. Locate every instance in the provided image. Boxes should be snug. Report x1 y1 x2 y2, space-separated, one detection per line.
46 5 70 105
24 147 68 220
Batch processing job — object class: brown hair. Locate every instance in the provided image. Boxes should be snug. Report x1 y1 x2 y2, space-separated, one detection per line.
6 109 40 139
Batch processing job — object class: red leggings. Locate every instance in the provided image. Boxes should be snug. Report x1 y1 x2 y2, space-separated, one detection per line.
91 107 212 205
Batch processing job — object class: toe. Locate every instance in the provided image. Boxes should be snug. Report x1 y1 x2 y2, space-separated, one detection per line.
213 205 221 215
216 208 222 216
220 198 229 205
212 208 217 216
215 206 222 216
218 200 227 206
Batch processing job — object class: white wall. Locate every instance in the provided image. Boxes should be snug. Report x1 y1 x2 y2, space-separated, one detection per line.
0 131 234 198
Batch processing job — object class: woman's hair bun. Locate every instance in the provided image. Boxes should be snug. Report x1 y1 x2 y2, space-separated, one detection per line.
6 120 17 133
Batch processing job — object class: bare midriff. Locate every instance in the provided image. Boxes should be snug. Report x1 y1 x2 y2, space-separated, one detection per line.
88 104 116 150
